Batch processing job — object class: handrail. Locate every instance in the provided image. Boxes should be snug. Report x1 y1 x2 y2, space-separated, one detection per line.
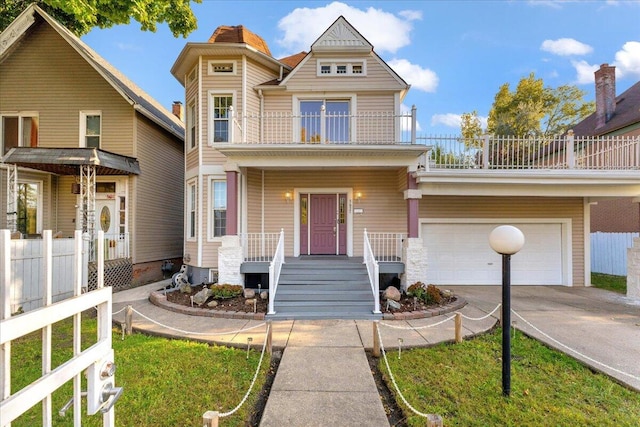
267 229 285 315
363 228 381 314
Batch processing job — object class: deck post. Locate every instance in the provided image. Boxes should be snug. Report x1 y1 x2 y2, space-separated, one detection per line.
203 411 219 427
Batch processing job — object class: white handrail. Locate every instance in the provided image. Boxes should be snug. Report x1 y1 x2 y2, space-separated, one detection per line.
363 229 381 314
268 229 285 315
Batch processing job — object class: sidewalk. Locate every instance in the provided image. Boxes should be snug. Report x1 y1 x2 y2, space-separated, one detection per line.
111 281 495 426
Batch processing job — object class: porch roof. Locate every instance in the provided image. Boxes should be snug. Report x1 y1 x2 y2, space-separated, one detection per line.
3 147 141 175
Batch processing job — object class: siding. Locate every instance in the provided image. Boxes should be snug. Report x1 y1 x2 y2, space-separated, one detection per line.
0 22 134 154
419 196 585 286
132 114 184 263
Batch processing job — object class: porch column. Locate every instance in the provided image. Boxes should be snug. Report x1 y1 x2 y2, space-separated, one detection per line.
628 237 640 299
226 170 238 236
405 173 421 238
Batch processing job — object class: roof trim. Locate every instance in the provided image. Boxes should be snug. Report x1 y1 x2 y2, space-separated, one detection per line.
3 147 141 175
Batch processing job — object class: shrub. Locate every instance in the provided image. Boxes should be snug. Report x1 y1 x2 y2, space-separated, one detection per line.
406 282 443 305
209 284 243 299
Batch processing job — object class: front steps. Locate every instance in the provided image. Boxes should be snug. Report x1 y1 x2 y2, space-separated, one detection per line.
267 257 381 320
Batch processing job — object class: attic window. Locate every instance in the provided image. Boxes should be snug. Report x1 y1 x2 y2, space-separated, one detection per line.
208 61 236 75
317 60 366 76
188 67 197 83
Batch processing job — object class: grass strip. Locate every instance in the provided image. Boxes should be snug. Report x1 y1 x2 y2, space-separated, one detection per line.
591 273 627 294
379 328 640 426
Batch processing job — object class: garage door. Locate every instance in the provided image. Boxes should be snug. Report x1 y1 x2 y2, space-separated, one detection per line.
422 222 565 285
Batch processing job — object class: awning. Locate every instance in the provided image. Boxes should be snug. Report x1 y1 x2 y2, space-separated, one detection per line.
2 147 141 175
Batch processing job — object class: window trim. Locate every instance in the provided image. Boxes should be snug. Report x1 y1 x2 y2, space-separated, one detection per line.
208 60 237 75
316 59 367 76
208 177 227 241
1 112 39 154
208 91 235 145
16 178 43 235
79 111 102 148
186 100 197 151
186 180 197 241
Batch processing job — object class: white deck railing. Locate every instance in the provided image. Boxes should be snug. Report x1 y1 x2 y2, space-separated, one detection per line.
240 232 281 262
417 134 640 171
229 108 416 145
102 232 129 261
267 229 285 315
363 229 381 314
367 232 406 262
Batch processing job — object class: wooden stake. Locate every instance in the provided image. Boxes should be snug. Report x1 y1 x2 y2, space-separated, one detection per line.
125 305 133 336
426 414 443 426
203 411 219 427
266 321 273 356
454 313 462 343
372 321 380 358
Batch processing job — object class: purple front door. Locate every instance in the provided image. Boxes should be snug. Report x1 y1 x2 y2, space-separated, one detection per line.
310 194 336 254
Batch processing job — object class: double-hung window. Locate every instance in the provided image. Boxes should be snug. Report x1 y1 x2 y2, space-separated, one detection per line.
210 179 227 238
187 181 197 240
187 101 197 150
300 100 350 143
16 180 41 235
211 95 233 143
80 111 101 148
1 114 39 155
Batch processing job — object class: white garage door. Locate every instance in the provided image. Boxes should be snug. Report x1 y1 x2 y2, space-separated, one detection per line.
422 222 565 285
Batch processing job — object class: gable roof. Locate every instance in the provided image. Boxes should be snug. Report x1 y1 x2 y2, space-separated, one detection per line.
279 51 307 69
208 25 271 56
0 4 184 140
572 80 640 136
311 15 372 53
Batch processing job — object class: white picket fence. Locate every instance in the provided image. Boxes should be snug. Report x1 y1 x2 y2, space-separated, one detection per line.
8 237 88 314
591 232 639 276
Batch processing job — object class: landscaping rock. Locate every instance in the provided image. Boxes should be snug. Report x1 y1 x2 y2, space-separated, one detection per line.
193 287 213 305
245 298 257 306
386 299 401 311
179 283 192 294
207 300 219 308
260 291 268 300
243 289 256 299
383 286 401 301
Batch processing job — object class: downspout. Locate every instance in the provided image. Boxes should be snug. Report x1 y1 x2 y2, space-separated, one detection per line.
258 89 264 144
278 66 283 82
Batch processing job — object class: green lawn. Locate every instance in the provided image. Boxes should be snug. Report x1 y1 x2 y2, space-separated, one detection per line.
379 328 640 426
11 313 270 427
591 272 627 294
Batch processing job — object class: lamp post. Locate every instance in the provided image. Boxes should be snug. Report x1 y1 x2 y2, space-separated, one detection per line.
489 225 525 397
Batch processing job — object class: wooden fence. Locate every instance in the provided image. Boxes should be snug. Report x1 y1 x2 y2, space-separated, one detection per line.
590 232 639 276
8 237 88 314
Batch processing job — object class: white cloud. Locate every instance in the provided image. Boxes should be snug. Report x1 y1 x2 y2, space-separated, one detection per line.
614 41 640 78
430 113 488 130
388 59 438 93
540 38 593 56
276 1 421 54
571 59 599 85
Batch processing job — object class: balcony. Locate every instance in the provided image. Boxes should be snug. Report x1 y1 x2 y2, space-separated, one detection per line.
418 133 640 171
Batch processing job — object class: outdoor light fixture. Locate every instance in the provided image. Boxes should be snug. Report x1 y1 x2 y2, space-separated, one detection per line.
489 225 525 397
355 191 362 201
284 191 293 203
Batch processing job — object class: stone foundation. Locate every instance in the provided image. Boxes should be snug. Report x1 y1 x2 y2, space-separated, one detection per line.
627 237 640 299
401 237 427 291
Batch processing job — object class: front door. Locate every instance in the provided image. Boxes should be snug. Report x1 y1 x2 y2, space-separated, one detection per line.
310 194 336 254
96 198 118 258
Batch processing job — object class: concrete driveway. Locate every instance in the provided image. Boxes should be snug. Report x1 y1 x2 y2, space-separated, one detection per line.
446 285 640 391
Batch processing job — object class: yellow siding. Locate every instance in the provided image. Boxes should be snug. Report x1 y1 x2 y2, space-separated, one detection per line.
133 114 184 263
419 196 585 286
0 22 134 155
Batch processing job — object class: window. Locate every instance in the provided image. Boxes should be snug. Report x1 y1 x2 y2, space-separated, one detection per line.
208 61 236 75
210 179 227 238
211 95 233 143
16 181 41 235
300 100 350 143
188 67 198 84
80 111 101 148
119 196 126 235
187 182 197 239
1 114 38 155
317 60 366 76
187 101 197 149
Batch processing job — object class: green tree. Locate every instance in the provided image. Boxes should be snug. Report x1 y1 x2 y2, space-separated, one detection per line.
484 72 594 138
1 0 200 37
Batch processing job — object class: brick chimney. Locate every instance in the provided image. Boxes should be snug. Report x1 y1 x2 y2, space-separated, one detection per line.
594 64 616 129
172 101 183 121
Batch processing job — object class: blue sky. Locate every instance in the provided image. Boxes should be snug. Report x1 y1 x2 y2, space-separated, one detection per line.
82 0 640 135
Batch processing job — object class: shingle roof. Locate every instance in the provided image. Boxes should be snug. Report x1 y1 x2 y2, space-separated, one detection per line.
208 25 271 56
572 80 640 136
279 52 307 68
1 5 184 140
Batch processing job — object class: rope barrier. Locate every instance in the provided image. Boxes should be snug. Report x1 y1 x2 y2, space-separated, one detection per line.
112 306 126 316
457 303 501 321
511 309 640 382
379 303 502 331
376 325 430 418
128 307 266 336
220 323 270 418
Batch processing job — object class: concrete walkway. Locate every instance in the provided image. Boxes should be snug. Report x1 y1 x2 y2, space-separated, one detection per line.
111 282 640 426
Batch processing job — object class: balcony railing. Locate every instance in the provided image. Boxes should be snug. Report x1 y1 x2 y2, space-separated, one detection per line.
367 232 406 262
417 134 640 171
228 107 416 145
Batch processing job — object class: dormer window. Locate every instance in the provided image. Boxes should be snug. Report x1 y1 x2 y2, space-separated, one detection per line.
208 60 236 75
317 60 366 76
